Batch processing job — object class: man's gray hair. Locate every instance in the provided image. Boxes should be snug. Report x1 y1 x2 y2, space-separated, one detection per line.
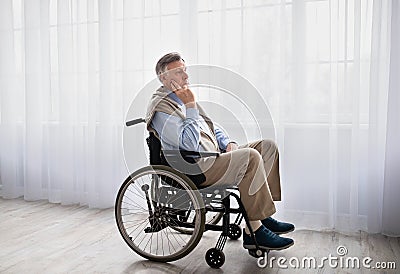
155 52 184 81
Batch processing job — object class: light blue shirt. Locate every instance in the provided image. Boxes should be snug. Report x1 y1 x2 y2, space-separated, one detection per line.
150 91 231 151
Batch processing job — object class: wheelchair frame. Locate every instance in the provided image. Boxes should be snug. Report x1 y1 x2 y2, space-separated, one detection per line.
115 118 268 268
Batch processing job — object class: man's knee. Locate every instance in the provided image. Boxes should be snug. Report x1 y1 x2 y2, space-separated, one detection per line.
261 139 278 149
247 147 263 165
260 139 279 155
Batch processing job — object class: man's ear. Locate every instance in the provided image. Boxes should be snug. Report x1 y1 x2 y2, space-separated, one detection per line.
160 71 168 82
159 73 169 88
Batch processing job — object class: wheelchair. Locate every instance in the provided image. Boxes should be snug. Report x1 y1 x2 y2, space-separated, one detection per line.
115 118 269 268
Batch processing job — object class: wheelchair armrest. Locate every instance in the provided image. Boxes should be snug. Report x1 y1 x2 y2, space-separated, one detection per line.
162 150 220 158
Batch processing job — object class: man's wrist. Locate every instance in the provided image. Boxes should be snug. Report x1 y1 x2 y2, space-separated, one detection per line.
185 107 199 119
186 102 196 109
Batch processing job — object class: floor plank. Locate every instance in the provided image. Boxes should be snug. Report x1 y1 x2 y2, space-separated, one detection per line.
0 198 398 273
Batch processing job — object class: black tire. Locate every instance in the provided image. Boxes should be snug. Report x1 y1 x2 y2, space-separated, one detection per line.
115 165 205 262
205 248 225 268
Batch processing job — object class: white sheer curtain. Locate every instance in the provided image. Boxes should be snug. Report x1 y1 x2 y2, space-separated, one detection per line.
382 0 400 236
0 0 128 208
0 0 398 235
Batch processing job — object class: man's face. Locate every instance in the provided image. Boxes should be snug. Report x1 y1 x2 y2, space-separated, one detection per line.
161 60 188 90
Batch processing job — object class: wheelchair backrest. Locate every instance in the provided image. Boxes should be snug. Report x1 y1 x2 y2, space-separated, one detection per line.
145 132 206 186
146 132 166 165
125 118 205 187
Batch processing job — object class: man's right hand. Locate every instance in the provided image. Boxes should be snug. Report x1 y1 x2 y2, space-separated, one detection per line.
171 80 196 109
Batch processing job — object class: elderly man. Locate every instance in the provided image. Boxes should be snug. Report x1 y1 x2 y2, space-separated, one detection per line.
145 52 294 251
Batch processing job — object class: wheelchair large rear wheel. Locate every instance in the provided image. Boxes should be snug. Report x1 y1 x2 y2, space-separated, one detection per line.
115 165 205 262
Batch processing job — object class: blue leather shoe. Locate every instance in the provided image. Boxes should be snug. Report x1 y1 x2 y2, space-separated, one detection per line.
243 226 294 250
262 217 295 234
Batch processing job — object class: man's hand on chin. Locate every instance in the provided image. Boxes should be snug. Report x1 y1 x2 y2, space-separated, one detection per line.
171 79 196 109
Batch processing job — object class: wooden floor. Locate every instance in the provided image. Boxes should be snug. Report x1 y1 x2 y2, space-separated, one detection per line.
1 198 399 274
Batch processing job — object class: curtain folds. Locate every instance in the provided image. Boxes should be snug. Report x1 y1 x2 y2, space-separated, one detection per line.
0 0 398 235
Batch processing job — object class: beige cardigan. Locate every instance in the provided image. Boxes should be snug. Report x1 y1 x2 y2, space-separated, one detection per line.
145 86 219 152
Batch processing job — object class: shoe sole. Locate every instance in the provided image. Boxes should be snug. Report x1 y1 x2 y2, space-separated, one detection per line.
243 241 294 251
272 227 295 235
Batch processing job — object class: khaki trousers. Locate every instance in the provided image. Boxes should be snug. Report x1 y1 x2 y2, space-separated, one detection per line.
198 139 281 221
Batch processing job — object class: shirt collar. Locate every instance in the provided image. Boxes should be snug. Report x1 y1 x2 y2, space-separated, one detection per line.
164 88 184 106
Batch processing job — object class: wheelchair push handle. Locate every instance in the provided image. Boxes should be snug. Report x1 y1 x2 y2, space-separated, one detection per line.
126 118 145 127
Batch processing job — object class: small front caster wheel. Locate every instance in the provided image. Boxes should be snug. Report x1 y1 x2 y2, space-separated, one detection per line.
205 248 225 268
227 224 242 240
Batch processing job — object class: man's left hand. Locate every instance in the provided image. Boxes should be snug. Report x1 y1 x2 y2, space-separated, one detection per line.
226 142 238 152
